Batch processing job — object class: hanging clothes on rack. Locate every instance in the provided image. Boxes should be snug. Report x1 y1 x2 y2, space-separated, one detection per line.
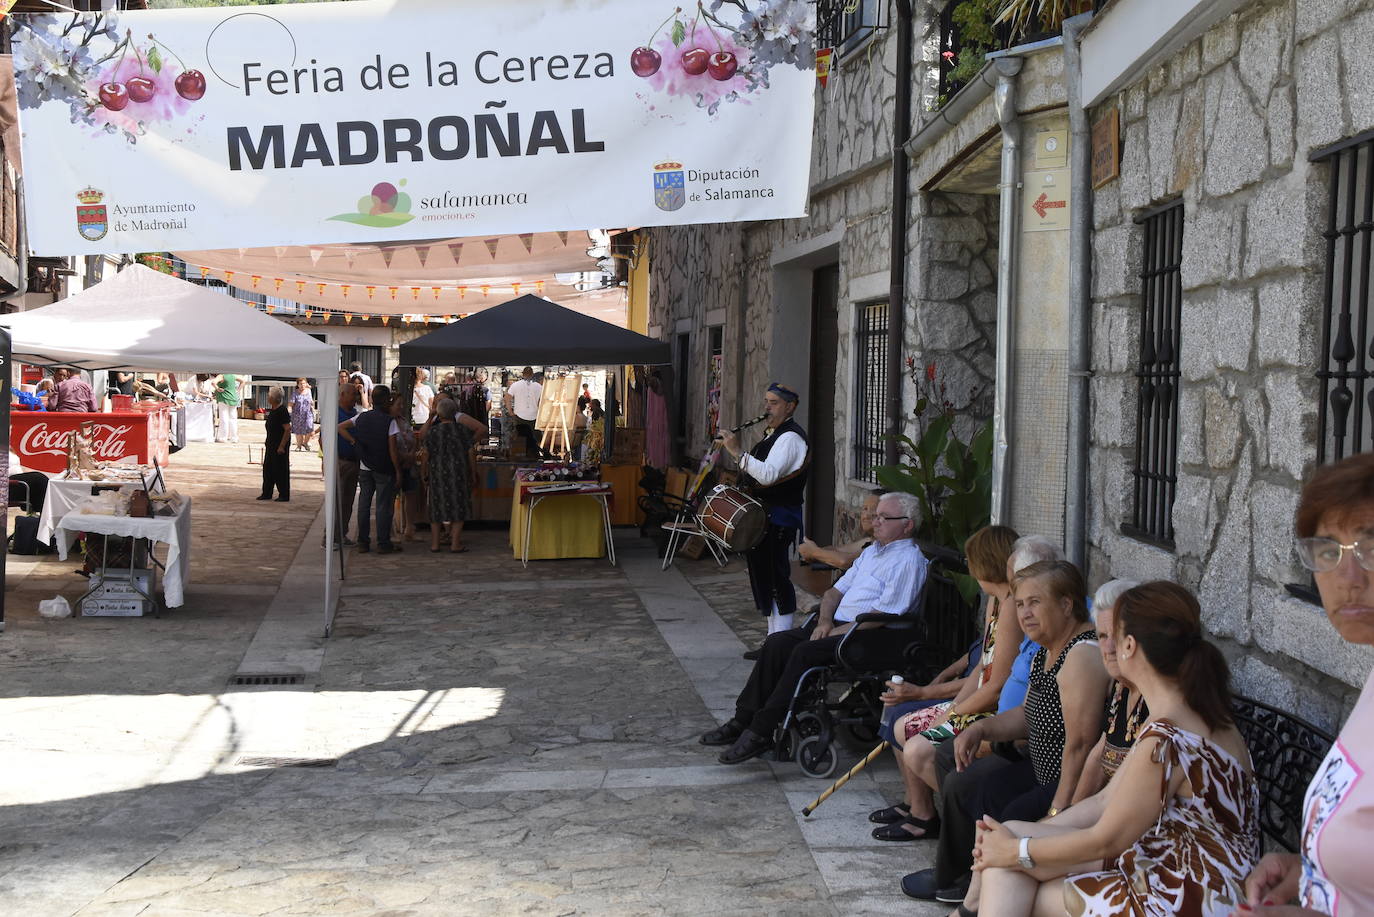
644 372 671 469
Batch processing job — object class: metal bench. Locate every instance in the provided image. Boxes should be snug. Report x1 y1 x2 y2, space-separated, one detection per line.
1232 694 1336 852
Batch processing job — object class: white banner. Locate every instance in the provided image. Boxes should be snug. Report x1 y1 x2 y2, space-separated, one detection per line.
11 0 815 255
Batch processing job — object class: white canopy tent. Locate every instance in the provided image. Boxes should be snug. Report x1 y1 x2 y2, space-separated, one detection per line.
0 265 343 634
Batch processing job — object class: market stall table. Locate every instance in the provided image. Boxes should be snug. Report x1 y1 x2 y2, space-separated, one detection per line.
183 401 215 442
509 481 614 567
36 478 141 543
54 496 193 610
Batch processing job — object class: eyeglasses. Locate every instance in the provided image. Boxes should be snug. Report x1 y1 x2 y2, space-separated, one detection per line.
873 514 909 523
1294 536 1374 573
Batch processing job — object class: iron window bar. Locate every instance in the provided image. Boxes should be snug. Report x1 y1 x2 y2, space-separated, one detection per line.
1123 200 1183 549
816 0 888 53
853 300 888 483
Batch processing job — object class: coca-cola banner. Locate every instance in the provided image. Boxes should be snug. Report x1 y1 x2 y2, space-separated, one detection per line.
10 410 170 474
11 0 816 255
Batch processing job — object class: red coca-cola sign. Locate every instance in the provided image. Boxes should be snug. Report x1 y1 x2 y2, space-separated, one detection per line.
10 411 169 474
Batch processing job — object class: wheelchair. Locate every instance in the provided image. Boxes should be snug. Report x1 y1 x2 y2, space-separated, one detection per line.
772 548 980 779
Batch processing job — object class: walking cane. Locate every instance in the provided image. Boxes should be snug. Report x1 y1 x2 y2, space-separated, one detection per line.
801 675 905 817
801 740 888 816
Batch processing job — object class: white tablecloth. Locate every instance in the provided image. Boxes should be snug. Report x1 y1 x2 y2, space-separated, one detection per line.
55 497 193 608
184 402 215 442
37 480 118 543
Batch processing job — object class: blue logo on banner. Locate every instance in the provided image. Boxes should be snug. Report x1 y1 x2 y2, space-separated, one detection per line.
653 161 685 212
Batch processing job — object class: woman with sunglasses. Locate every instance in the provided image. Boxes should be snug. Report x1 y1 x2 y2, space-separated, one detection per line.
1240 452 1374 916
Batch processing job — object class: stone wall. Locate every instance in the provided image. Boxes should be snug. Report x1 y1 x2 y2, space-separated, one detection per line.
1087 0 1374 728
647 22 901 526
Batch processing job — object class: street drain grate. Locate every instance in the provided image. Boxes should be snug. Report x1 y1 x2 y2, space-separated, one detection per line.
230 674 306 686
236 756 337 768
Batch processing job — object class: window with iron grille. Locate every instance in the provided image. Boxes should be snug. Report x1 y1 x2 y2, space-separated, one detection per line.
853 300 889 483
1124 201 1184 548
816 0 886 53
1312 133 1374 465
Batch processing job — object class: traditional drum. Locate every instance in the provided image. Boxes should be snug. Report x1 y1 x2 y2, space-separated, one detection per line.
698 484 767 552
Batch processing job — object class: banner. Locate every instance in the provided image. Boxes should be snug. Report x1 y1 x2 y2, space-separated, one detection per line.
11 0 816 255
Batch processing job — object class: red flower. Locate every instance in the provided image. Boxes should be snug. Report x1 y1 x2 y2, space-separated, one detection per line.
905 356 916 369
926 362 937 382
942 50 956 61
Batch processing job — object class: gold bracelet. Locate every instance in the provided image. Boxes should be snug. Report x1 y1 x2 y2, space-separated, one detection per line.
948 703 958 718
1047 807 1060 817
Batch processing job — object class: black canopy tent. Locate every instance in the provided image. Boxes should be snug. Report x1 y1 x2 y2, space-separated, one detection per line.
398 295 671 366
398 294 671 463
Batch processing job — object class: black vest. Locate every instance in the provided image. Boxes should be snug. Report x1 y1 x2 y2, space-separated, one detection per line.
748 417 809 509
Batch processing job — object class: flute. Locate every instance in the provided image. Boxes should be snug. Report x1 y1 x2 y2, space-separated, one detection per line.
714 413 768 441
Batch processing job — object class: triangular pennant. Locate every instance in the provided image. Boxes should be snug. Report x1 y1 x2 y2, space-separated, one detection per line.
224 270 235 284
309 247 324 267
274 277 283 292
388 286 398 300
815 47 835 88
480 284 490 297
518 233 534 253
344 250 356 269
448 242 463 265
556 230 569 246
415 245 430 267
341 284 351 298
411 286 421 300
512 282 522 296
199 266 209 279
381 248 394 268
536 280 545 295
250 274 261 289
344 314 353 324
432 286 442 300
484 238 499 259
237 247 247 260
366 285 376 299
458 286 467 299
316 283 326 295
296 280 306 295
273 246 287 259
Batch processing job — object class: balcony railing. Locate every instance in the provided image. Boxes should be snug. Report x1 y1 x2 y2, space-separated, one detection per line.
935 0 1099 106
816 0 889 53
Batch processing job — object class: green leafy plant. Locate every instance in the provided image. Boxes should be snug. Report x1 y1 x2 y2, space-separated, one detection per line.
995 0 1086 37
873 360 993 603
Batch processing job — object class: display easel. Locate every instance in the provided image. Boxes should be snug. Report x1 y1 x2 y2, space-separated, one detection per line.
538 374 579 459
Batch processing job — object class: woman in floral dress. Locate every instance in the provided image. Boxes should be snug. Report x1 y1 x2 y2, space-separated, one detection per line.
971 581 1259 917
423 398 487 553
288 377 315 451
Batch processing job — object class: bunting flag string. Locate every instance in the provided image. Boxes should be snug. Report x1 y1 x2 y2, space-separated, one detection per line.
483 238 499 259
380 248 395 269
518 233 534 254
415 245 430 267
448 242 463 265
556 230 569 246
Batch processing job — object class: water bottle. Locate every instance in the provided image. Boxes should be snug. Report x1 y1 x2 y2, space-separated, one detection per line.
879 674 905 736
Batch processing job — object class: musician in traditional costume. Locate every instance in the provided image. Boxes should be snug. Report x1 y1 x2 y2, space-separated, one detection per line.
700 491 929 764
719 383 809 640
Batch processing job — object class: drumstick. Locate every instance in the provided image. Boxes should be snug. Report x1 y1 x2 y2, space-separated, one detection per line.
801 741 888 817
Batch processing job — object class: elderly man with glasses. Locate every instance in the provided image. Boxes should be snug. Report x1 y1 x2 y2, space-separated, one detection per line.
701 491 930 765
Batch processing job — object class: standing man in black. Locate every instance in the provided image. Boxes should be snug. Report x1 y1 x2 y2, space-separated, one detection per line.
257 386 291 502
719 383 809 653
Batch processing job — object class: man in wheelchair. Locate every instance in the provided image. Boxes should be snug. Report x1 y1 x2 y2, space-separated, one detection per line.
701 491 930 765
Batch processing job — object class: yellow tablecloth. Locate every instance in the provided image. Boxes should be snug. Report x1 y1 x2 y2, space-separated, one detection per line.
509 481 606 560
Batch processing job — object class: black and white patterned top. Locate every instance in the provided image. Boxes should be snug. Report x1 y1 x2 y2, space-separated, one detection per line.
1024 628 1099 786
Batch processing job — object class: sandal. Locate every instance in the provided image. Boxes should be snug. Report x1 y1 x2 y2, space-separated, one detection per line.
450 546 469 554
871 813 941 842
869 804 912 825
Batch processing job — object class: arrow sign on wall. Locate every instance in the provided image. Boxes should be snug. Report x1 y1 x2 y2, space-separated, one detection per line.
1032 193 1067 219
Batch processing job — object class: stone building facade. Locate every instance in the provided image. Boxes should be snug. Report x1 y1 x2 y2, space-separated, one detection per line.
647 0 1374 729
1085 0 1374 725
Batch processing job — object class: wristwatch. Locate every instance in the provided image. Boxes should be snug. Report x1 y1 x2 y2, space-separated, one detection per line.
1018 836 1035 870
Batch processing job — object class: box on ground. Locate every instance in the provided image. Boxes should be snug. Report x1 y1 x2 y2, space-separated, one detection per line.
82 569 152 617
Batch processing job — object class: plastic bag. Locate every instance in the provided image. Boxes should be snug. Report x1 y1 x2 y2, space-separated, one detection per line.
38 596 72 619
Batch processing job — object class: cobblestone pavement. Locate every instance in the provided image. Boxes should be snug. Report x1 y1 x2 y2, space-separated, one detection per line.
1 436 941 916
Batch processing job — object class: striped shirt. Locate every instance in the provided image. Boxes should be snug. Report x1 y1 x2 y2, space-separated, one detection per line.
831 538 929 624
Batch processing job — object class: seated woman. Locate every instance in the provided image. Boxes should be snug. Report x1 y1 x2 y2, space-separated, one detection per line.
870 524 1021 841
798 491 883 571
952 578 1143 914
972 581 1259 917
1241 452 1374 916
902 559 1111 903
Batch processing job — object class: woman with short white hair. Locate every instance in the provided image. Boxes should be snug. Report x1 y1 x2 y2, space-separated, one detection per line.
258 385 292 502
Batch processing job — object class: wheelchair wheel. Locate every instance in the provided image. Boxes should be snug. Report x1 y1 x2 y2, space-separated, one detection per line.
794 711 826 738
775 725 799 762
797 734 839 779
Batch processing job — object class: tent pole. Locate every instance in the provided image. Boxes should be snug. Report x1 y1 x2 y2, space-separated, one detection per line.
321 371 339 637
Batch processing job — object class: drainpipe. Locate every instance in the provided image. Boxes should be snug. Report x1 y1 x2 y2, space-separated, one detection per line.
886 0 913 466
1062 13 1094 568
11 175 27 308
990 57 1023 526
